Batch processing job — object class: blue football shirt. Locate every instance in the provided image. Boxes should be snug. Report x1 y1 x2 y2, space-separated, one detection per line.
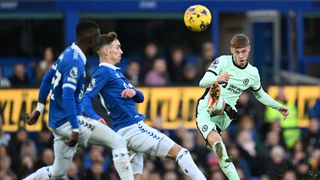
82 63 144 131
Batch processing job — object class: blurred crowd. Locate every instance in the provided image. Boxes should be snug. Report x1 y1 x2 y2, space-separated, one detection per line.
0 41 320 180
0 41 215 88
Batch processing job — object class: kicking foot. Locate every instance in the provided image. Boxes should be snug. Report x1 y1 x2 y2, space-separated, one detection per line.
207 82 221 115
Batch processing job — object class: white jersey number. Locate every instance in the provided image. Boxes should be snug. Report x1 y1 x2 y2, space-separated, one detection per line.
50 71 62 100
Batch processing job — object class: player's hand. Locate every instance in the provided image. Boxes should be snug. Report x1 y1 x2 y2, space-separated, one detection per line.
65 131 79 147
98 118 107 125
121 88 136 98
25 109 41 125
279 106 289 119
217 72 231 83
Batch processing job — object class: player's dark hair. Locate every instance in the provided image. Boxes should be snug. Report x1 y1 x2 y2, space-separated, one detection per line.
97 32 118 49
76 20 99 38
230 34 250 48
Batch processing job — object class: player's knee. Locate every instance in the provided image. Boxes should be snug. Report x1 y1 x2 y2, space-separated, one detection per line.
207 130 222 146
156 136 176 159
167 144 182 160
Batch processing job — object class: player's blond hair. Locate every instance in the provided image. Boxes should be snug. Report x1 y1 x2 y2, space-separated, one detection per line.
230 34 250 48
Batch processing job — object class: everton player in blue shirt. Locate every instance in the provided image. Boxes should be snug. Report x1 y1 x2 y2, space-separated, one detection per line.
24 21 133 180
82 32 206 180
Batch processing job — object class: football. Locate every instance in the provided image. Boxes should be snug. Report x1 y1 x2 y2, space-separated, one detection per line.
184 4 212 32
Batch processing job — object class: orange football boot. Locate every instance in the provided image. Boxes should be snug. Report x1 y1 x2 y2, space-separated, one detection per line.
207 81 220 115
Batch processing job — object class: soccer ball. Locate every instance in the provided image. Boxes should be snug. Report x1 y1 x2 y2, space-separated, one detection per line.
184 4 212 32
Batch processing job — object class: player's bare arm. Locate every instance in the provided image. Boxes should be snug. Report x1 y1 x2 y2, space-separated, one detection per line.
252 88 289 119
26 101 46 125
26 65 57 125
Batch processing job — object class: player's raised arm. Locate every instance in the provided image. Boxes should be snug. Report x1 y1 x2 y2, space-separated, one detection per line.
251 70 289 118
82 69 108 120
26 62 57 125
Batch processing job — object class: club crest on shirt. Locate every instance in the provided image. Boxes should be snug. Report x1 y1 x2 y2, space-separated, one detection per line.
243 78 249 86
70 67 78 78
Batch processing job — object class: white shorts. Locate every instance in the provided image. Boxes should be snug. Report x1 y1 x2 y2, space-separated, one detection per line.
51 116 125 149
51 116 95 147
46 116 127 178
117 121 176 174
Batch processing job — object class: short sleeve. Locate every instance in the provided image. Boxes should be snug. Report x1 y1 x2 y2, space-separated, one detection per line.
62 62 82 91
207 57 225 75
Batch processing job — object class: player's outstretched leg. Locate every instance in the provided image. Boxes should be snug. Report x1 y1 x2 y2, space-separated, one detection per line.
87 119 134 180
175 147 206 180
117 121 205 180
23 166 51 180
112 147 133 180
164 139 206 180
23 137 77 180
208 131 239 180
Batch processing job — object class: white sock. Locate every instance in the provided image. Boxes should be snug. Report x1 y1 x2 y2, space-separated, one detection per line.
176 148 206 180
112 148 134 180
23 166 51 180
212 141 239 180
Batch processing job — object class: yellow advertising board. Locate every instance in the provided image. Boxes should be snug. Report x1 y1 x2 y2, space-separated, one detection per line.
0 89 49 131
137 87 204 129
0 86 319 132
0 88 205 132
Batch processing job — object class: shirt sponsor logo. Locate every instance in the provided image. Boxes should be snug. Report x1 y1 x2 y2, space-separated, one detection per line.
227 84 241 94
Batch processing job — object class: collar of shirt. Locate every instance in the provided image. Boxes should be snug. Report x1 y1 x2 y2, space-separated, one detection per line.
99 63 121 70
71 43 87 65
